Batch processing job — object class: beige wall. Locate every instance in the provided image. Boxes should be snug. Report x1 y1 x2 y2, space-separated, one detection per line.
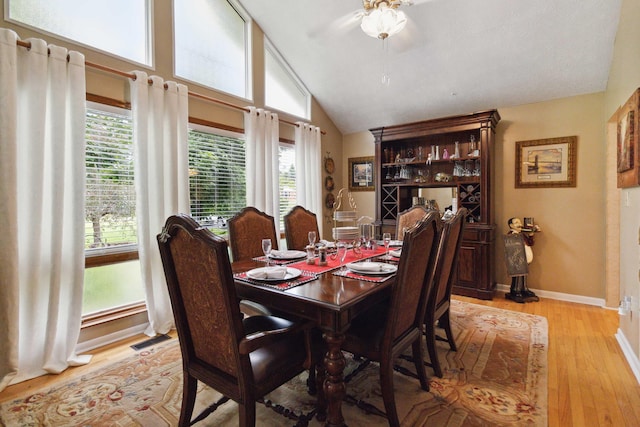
342 131 377 224
342 93 607 300
495 94 606 298
604 0 640 360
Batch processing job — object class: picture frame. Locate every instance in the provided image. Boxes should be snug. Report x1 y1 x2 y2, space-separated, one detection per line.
616 88 640 188
348 156 375 191
515 136 577 188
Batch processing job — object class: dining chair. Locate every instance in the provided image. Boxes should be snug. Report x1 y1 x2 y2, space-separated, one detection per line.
157 214 313 427
341 211 442 427
423 207 468 378
396 205 430 240
227 206 279 262
284 205 320 250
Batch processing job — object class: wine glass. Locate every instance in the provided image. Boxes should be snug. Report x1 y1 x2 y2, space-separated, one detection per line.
308 231 317 247
361 223 372 249
337 242 348 271
382 232 391 260
261 239 272 266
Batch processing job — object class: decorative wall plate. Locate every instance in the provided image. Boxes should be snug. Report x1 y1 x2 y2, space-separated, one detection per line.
324 175 335 191
325 193 336 209
324 157 335 174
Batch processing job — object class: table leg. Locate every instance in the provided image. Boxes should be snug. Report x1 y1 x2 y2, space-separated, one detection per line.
323 331 346 427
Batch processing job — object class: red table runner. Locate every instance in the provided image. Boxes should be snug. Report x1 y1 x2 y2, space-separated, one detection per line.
287 246 389 274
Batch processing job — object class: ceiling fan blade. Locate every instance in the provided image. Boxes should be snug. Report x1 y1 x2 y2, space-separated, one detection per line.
307 9 365 39
400 0 437 5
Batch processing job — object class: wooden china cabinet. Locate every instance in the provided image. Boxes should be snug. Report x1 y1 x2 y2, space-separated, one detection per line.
370 110 500 300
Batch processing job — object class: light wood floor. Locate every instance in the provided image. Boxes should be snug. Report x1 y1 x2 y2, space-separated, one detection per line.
1 293 640 426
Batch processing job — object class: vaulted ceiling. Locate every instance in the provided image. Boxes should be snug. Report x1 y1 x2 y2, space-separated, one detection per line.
237 0 622 134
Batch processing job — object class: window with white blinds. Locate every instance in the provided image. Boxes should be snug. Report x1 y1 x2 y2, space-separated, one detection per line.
188 126 246 232
83 102 144 316
279 143 297 230
188 125 296 233
85 103 137 254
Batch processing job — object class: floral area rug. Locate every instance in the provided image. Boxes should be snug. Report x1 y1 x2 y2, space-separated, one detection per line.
0 300 548 426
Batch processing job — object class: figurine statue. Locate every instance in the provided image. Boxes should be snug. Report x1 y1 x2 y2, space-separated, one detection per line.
506 217 541 303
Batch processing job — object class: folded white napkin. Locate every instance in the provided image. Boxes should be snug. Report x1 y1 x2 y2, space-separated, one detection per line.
269 250 287 258
249 267 288 279
390 249 402 258
347 262 382 272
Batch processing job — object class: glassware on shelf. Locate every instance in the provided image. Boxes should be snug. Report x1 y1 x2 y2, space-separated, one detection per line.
454 141 460 158
469 135 480 157
399 165 411 180
464 159 473 176
435 145 440 160
393 166 400 180
453 161 463 176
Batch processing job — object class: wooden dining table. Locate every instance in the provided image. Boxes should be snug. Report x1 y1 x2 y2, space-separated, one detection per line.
232 246 395 427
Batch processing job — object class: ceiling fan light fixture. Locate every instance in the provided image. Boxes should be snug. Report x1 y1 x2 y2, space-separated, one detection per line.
360 4 407 40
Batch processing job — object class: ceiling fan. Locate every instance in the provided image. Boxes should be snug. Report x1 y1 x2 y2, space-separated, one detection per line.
359 0 413 40
307 0 433 42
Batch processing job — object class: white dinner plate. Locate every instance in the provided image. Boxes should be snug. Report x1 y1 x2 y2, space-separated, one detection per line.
246 267 302 281
346 262 398 275
268 250 307 260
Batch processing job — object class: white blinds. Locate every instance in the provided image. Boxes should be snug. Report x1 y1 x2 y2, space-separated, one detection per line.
188 128 246 226
85 106 137 252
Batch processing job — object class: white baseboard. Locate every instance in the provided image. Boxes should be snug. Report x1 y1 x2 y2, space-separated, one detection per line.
615 328 640 385
495 283 606 307
75 322 150 355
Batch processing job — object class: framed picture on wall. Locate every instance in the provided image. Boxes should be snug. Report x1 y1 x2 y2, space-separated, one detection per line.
515 136 577 188
616 88 640 188
348 156 374 191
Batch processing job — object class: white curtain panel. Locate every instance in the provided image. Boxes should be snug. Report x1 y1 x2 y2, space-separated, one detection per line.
295 122 323 234
245 107 281 226
0 29 89 391
130 71 190 336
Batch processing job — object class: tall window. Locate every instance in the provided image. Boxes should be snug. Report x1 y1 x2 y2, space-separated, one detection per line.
265 39 310 119
188 125 247 232
174 0 251 99
6 0 152 66
84 103 144 315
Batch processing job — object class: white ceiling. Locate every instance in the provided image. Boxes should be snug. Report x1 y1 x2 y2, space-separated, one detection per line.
236 0 622 135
